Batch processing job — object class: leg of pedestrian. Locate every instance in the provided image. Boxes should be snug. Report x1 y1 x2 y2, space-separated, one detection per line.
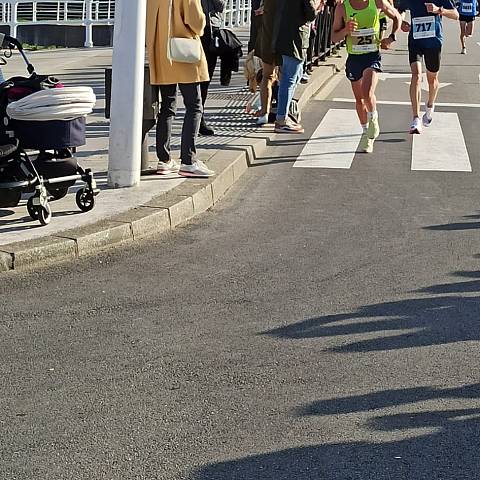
275 55 305 133
156 84 181 175
178 83 215 178
257 62 276 125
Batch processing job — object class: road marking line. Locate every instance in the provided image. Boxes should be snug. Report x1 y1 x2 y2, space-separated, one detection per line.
412 112 472 172
333 98 480 108
293 109 362 169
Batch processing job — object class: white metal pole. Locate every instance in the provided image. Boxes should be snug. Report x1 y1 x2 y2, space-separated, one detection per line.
107 0 146 188
84 0 94 47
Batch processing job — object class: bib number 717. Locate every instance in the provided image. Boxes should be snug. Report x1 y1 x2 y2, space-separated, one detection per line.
412 16 436 39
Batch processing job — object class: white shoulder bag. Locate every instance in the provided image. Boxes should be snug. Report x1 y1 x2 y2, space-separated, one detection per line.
167 0 202 64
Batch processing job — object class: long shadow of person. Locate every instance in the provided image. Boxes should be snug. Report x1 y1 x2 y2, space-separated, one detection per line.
190 386 480 480
261 271 480 353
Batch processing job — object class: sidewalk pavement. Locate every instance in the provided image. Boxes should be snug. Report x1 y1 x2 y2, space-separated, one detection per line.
0 27 346 272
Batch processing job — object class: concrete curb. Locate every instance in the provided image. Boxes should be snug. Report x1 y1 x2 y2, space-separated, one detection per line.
0 52 346 273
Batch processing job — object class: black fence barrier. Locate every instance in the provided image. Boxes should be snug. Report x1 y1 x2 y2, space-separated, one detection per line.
310 3 344 66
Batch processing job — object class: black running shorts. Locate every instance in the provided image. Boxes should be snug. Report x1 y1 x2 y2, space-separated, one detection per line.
346 51 382 82
408 44 441 73
459 14 475 22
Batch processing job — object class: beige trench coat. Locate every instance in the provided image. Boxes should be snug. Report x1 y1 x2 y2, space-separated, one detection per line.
146 0 210 85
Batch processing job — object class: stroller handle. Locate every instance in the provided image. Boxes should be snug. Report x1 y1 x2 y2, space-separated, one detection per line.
0 33 36 75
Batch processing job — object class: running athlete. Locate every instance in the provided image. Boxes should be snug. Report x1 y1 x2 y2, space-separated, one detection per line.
333 0 401 153
398 0 459 134
379 0 395 38
458 0 477 54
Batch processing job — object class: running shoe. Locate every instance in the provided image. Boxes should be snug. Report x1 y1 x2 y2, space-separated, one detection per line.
461 47 467 54
367 114 380 139
359 133 374 153
157 160 180 175
422 104 434 127
179 160 215 178
274 121 305 134
359 132 369 152
410 117 422 134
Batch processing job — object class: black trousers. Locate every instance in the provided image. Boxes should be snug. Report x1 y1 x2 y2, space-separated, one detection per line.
200 27 229 112
156 83 202 165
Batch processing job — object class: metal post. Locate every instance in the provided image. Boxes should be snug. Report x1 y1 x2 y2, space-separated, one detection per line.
107 0 147 188
84 0 94 48
9 0 18 39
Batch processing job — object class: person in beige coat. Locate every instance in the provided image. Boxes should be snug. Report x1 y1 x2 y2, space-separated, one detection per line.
146 0 215 177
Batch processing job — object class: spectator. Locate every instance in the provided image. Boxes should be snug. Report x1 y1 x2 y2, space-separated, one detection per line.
199 0 227 136
273 0 320 133
249 0 264 53
254 0 277 125
146 0 215 178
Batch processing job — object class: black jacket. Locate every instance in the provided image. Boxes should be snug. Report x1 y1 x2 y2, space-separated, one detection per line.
201 0 226 28
273 0 317 61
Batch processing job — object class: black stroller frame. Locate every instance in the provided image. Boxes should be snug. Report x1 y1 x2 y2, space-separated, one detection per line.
0 34 99 226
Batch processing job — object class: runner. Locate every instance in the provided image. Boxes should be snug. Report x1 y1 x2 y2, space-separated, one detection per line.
458 0 477 54
398 0 459 134
379 0 394 39
332 0 401 153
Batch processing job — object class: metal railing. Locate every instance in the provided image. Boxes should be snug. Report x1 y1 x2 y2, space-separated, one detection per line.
0 0 251 47
0 0 114 46
224 0 251 27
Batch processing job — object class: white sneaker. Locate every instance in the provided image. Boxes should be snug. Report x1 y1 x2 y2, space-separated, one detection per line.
461 47 467 54
157 159 180 175
422 104 434 127
256 114 269 125
409 117 422 134
179 160 215 178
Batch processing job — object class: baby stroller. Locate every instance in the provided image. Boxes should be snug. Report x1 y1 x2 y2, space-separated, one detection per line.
0 34 99 226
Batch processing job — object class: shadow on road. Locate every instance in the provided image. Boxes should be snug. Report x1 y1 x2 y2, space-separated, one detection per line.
260 270 480 352
190 385 480 479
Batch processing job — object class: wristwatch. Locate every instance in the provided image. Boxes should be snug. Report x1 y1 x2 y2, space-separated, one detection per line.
439 6 444 15
389 33 397 41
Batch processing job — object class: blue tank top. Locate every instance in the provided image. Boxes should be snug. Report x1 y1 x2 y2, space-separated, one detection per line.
459 0 477 16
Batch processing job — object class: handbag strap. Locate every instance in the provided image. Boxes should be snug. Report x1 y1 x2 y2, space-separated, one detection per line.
167 0 174 62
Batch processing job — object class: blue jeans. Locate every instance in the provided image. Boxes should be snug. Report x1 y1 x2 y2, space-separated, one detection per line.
276 55 304 121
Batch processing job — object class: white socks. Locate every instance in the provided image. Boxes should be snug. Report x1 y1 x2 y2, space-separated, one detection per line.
362 123 368 133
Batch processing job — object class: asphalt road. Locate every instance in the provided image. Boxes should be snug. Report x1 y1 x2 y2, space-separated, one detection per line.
2 20 480 480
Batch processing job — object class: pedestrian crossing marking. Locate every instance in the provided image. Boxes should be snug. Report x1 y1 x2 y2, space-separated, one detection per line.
412 112 472 172
294 109 472 173
293 109 362 169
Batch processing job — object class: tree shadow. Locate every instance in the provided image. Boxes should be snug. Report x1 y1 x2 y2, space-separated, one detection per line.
190 385 480 479
261 271 480 352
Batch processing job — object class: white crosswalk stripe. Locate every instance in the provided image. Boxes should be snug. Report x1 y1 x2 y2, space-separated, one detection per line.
412 112 472 172
293 108 472 172
293 109 362 169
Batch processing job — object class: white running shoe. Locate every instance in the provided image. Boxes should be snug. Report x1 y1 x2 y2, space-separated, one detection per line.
422 104 434 127
461 47 467 54
179 160 215 178
256 114 269 126
410 117 422 134
157 159 180 175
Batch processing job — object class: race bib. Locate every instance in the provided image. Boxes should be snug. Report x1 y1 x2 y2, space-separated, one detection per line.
351 28 378 52
462 2 473 13
412 16 436 39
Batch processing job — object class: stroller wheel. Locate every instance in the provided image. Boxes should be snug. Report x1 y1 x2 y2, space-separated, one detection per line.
27 196 39 220
76 189 95 213
38 204 52 226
